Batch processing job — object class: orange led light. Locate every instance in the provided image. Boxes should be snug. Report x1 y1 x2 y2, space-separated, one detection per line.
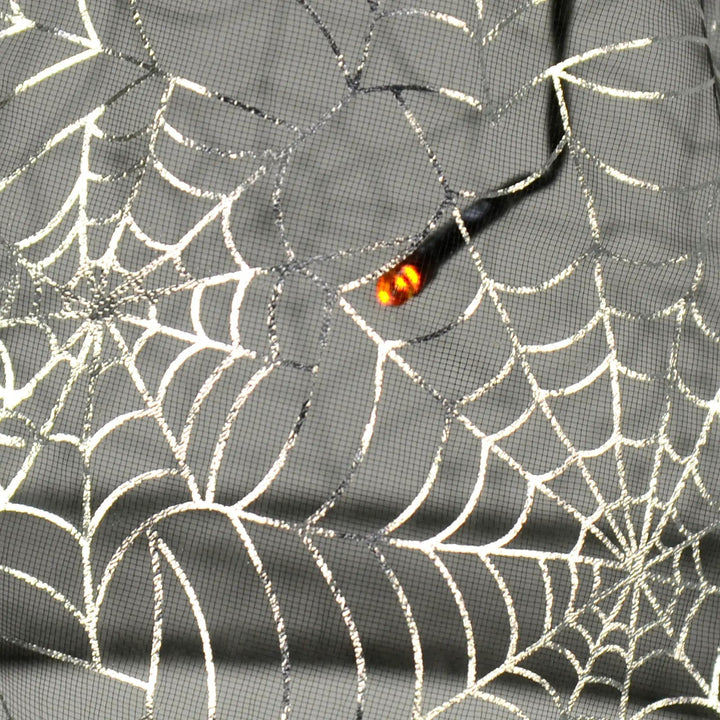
376 262 424 306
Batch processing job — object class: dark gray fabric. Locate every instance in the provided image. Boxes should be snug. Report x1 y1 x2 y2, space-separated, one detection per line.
2 1 720 718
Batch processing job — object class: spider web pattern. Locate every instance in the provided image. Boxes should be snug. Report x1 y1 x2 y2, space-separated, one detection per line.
2 1 720 718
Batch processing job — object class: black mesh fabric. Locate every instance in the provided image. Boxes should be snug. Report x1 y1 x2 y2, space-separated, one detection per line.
2 2 720 719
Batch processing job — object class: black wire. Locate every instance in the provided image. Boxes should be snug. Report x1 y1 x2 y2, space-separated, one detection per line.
389 0 573 294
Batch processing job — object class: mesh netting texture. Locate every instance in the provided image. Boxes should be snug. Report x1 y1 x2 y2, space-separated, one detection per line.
3 1 720 719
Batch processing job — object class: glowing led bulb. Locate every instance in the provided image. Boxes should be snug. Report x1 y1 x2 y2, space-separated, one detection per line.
375 197 509 307
376 263 423 306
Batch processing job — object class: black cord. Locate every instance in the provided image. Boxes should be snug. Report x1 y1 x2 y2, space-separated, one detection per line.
377 0 573 305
